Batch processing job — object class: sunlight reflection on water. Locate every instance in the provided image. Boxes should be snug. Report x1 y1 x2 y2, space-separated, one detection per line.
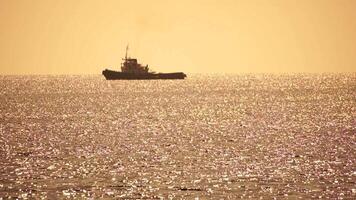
0 74 355 199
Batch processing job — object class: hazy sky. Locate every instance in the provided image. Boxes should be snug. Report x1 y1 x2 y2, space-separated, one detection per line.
0 0 355 74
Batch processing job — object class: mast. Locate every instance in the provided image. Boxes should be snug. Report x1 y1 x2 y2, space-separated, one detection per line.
125 44 129 61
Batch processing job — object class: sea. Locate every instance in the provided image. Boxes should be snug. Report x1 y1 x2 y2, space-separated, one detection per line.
0 74 355 199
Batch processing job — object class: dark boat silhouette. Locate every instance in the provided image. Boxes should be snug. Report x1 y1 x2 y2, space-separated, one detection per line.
102 46 186 80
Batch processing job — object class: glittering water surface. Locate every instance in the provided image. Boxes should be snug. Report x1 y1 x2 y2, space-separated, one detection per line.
0 74 355 199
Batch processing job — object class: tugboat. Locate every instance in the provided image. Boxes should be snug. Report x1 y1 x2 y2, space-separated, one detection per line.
102 46 186 80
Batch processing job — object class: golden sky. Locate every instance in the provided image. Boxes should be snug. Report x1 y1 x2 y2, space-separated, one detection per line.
0 0 355 74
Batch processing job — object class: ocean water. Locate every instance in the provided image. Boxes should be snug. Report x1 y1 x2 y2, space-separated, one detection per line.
0 74 355 199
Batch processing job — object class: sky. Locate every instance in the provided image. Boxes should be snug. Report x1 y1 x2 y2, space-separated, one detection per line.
0 0 355 74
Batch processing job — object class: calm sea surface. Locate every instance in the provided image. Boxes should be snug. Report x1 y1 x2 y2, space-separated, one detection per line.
0 74 355 199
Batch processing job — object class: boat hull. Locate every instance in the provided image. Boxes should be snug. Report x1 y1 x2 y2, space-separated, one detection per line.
102 69 186 80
